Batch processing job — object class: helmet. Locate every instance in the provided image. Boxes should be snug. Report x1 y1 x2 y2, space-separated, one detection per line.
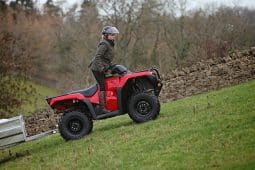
102 26 119 35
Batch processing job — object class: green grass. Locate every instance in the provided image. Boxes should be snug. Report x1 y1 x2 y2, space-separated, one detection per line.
20 81 58 115
1 80 255 169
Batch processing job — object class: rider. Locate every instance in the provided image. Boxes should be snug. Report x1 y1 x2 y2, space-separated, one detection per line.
90 26 119 113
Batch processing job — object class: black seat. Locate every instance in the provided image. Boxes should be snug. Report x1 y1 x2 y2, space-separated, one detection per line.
69 84 98 97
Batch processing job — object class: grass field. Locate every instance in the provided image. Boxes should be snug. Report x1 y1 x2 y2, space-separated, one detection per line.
0 80 255 169
20 81 58 116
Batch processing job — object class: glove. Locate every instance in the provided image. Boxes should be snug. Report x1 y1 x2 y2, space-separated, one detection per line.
105 64 116 73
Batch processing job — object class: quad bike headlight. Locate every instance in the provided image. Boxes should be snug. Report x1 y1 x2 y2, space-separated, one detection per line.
157 82 162 87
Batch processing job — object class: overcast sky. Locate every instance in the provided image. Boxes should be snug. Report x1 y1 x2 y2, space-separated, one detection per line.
34 0 255 13
188 0 255 10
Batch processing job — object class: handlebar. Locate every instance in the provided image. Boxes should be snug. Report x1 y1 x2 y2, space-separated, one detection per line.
150 67 161 80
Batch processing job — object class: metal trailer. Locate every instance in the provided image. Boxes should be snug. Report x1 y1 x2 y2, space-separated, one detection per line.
0 115 56 150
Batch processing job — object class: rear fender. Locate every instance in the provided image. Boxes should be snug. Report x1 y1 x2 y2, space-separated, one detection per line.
49 99 97 119
48 93 85 106
50 99 76 111
80 100 97 119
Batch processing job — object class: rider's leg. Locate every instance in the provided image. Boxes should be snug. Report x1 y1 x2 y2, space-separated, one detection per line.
92 70 110 113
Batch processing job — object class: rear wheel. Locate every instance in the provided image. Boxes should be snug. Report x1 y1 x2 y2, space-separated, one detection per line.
128 93 160 123
58 111 93 140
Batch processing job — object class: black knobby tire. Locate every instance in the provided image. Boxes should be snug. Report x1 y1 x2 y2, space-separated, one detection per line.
58 111 93 140
128 93 160 123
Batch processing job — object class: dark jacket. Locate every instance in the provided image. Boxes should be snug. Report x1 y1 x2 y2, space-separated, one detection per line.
90 39 115 72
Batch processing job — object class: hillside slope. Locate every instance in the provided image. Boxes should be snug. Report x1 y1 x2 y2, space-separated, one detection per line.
1 80 255 169
20 81 58 116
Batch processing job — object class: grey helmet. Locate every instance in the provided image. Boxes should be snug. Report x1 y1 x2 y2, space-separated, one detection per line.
102 26 119 35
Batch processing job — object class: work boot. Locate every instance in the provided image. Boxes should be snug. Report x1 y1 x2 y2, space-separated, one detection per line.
99 91 110 113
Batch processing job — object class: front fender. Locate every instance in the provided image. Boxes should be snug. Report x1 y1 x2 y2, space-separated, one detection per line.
119 71 153 87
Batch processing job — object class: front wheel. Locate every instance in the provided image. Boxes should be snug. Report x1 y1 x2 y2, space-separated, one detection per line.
58 111 93 140
128 93 160 123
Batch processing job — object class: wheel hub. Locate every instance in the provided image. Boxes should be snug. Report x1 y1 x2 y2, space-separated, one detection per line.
137 100 152 115
69 119 82 133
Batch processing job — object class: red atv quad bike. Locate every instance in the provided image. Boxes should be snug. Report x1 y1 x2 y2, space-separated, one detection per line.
46 65 162 140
